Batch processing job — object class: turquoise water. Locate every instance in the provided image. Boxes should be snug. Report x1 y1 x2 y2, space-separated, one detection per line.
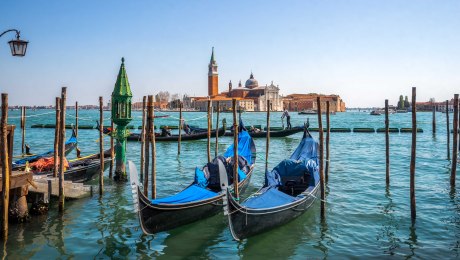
2 109 459 259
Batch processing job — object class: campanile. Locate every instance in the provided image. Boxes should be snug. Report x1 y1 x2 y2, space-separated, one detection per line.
208 47 218 96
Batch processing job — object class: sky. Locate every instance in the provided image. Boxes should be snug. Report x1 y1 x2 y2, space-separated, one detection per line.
0 0 459 107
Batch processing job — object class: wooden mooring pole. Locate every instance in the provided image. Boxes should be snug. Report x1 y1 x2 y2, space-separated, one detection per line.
21 106 26 155
232 99 239 200
149 95 156 199
53 97 61 178
447 100 450 160
207 99 211 163
144 96 151 197
75 101 79 138
109 118 114 179
317 97 325 219
99 96 104 195
325 101 330 183
385 99 390 186
410 87 417 221
432 102 436 134
451 94 459 187
178 101 182 155
1 93 10 240
75 101 80 158
140 96 146 182
215 101 220 158
59 87 67 212
265 100 270 172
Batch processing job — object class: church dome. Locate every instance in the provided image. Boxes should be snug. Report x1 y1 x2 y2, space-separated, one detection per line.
245 73 259 89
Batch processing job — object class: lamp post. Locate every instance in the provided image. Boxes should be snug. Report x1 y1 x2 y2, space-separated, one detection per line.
111 57 133 182
0 29 28 56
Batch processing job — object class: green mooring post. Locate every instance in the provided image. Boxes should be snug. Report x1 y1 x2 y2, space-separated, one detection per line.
111 57 133 182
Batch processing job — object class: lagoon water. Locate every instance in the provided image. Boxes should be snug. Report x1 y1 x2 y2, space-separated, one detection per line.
2 109 460 259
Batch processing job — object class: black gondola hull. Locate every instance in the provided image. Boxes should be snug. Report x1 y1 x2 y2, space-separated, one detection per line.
63 157 112 183
137 169 253 235
226 184 319 240
127 127 226 142
223 127 303 138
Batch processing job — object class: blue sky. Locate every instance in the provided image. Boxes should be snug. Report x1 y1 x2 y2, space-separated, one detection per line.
0 0 459 107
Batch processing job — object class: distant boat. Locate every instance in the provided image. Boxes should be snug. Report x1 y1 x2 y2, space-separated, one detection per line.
298 110 317 115
396 109 408 113
370 110 382 115
298 110 335 115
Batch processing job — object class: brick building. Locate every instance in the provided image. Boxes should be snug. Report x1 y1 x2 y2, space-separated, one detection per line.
282 94 346 112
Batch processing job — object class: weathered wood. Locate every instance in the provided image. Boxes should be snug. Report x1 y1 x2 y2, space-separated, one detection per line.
317 97 325 220
447 100 450 160
325 101 330 183
432 103 436 134
385 99 390 186
54 98 60 178
452 94 459 187
0 171 32 192
265 100 270 172
232 99 239 200
410 87 416 221
178 102 182 155
215 101 220 157
1 93 10 239
148 95 156 199
99 97 104 195
21 106 26 155
109 118 114 178
144 96 151 197
140 96 146 182
75 101 79 138
59 87 67 212
207 99 211 163
75 101 81 158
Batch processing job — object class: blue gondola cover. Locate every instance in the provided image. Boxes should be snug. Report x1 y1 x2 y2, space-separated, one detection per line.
223 131 253 165
242 136 319 209
151 185 218 205
244 187 299 209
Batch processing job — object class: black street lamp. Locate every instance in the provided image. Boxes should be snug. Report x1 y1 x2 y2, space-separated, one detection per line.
0 29 28 57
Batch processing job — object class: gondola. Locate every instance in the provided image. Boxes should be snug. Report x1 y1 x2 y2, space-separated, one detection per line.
224 126 304 138
129 119 256 235
32 149 113 183
222 124 320 240
98 119 227 142
12 129 78 169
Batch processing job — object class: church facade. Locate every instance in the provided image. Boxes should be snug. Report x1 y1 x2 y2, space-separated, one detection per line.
192 48 282 112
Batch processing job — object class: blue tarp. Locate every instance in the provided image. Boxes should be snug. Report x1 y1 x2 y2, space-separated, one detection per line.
151 184 218 205
194 167 208 188
289 136 318 162
223 131 254 165
265 136 319 187
243 187 299 209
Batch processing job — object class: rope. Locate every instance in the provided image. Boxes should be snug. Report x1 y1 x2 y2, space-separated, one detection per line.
66 113 112 122
228 186 323 216
8 111 55 119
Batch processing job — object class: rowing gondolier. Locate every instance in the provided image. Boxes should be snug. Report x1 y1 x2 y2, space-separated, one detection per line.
281 109 291 129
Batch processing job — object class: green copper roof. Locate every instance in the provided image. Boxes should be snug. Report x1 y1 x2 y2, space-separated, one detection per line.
113 57 133 97
210 47 215 63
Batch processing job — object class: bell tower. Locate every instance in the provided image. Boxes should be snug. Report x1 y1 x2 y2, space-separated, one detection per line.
208 47 218 97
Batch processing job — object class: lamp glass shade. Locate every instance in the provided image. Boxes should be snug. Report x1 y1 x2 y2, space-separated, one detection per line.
8 39 28 56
